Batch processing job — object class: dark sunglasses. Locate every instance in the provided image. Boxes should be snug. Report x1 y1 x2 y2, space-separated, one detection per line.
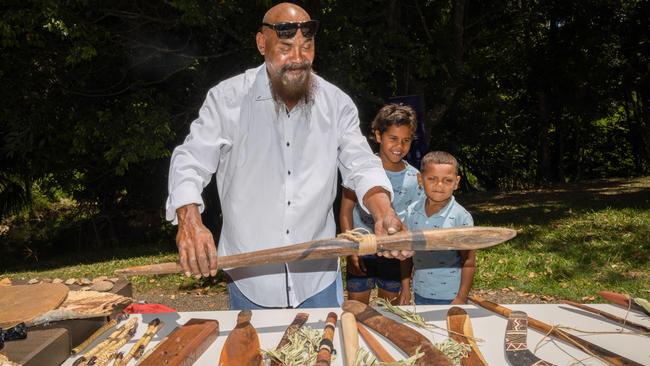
261 20 319 39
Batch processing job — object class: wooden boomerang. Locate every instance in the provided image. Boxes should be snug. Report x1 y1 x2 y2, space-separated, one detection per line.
116 226 516 276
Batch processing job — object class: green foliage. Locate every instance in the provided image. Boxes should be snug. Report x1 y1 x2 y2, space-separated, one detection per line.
0 0 648 245
465 177 650 299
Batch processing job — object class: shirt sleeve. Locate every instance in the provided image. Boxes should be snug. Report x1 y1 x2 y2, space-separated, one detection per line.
165 87 233 224
335 92 392 213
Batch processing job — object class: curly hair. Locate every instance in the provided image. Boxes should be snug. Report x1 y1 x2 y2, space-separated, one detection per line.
370 104 417 141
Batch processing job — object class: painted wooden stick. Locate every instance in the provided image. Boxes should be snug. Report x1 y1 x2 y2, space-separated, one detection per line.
342 300 453 366
356 323 396 363
315 312 338 366
561 300 650 334
598 291 650 316
116 226 516 276
270 312 309 366
341 312 359 366
470 296 644 366
446 306 489 366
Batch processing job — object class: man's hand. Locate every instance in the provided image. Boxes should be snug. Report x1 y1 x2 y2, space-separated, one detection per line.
176 204 218 278
363 187 415 260
346 255 367 276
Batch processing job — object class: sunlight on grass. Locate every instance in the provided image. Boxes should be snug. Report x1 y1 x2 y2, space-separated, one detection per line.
476 208 650 300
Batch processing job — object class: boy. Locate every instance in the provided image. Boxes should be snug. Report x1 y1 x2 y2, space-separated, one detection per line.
405 151 475 305
340 104 422 305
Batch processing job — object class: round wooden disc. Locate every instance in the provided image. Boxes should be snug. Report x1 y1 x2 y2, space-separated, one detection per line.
0 283 69 328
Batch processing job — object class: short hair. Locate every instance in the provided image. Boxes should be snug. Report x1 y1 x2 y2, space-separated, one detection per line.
370 104 417 141
420 151 459 175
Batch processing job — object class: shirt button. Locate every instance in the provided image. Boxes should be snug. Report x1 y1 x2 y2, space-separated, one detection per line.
286 142 290 147
288 170 291 175
286 229 290 234
287 201 291 206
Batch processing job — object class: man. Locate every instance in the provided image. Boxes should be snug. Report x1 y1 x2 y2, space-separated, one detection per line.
166 3 408 310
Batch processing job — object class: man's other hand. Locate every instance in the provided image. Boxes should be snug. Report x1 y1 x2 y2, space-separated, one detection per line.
176 204 218 278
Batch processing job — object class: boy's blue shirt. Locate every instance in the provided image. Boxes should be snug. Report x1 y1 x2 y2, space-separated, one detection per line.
404 195 473 300
352 160 421 233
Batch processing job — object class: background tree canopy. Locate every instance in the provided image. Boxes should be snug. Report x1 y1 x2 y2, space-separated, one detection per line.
1 0 648 252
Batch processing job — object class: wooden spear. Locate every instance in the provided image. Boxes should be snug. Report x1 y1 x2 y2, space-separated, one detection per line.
561 300 650 335
116 226 516 276
470 296 644 366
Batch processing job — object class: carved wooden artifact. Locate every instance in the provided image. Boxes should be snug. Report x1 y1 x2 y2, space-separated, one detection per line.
116 227 516 276
446 306 489 366
219 310 262 366
138 318 218 366
470 296 643 366
342 300 453 366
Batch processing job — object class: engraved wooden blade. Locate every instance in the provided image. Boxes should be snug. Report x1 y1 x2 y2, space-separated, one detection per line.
342 300 453 366
219 310 262 366
470 296 644 366
446 307 489 366
270 313 309 366
116 227 516 276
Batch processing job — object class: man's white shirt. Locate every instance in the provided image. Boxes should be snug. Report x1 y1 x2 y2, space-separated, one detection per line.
166 64 392 307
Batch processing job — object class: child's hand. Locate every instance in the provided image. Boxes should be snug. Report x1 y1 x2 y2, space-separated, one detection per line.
451 296 468 305
398 289 412 305
346 255 367 276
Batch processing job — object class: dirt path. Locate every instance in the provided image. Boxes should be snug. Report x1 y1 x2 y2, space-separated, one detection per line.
133 287 557 311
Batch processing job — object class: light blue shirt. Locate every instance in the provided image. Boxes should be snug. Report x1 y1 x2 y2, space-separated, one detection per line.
404 196 473 300
352 160 421 232
166 64 392 307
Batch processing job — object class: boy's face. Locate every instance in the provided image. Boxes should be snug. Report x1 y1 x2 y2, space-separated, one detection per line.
374 125 413 165
417 163 460 203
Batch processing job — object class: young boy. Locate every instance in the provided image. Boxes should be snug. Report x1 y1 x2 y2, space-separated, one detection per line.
340 104 421 305
405 151 475 305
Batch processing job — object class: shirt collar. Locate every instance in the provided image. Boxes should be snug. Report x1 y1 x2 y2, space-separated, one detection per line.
253 64 273 102
416 195 457 218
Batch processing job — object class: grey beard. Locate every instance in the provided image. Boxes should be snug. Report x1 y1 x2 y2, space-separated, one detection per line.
269 64 315 107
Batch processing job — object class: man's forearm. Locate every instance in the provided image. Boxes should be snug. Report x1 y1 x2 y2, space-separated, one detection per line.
362 187 394 222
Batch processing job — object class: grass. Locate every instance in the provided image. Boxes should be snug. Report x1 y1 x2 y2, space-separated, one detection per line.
462 177 650 300
1 177 649 301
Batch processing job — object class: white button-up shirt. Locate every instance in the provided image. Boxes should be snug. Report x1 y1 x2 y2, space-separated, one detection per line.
166 64 392 307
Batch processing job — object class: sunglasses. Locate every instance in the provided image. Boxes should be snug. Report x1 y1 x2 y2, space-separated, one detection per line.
261 20 320 39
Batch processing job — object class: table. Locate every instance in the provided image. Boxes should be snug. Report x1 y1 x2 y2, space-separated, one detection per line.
62 303 650 366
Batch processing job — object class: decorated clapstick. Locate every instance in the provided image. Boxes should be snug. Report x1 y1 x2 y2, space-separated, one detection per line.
116 226 516 276
315 312 338 366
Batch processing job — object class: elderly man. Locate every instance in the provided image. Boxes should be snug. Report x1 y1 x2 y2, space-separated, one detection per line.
166 2 408 310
